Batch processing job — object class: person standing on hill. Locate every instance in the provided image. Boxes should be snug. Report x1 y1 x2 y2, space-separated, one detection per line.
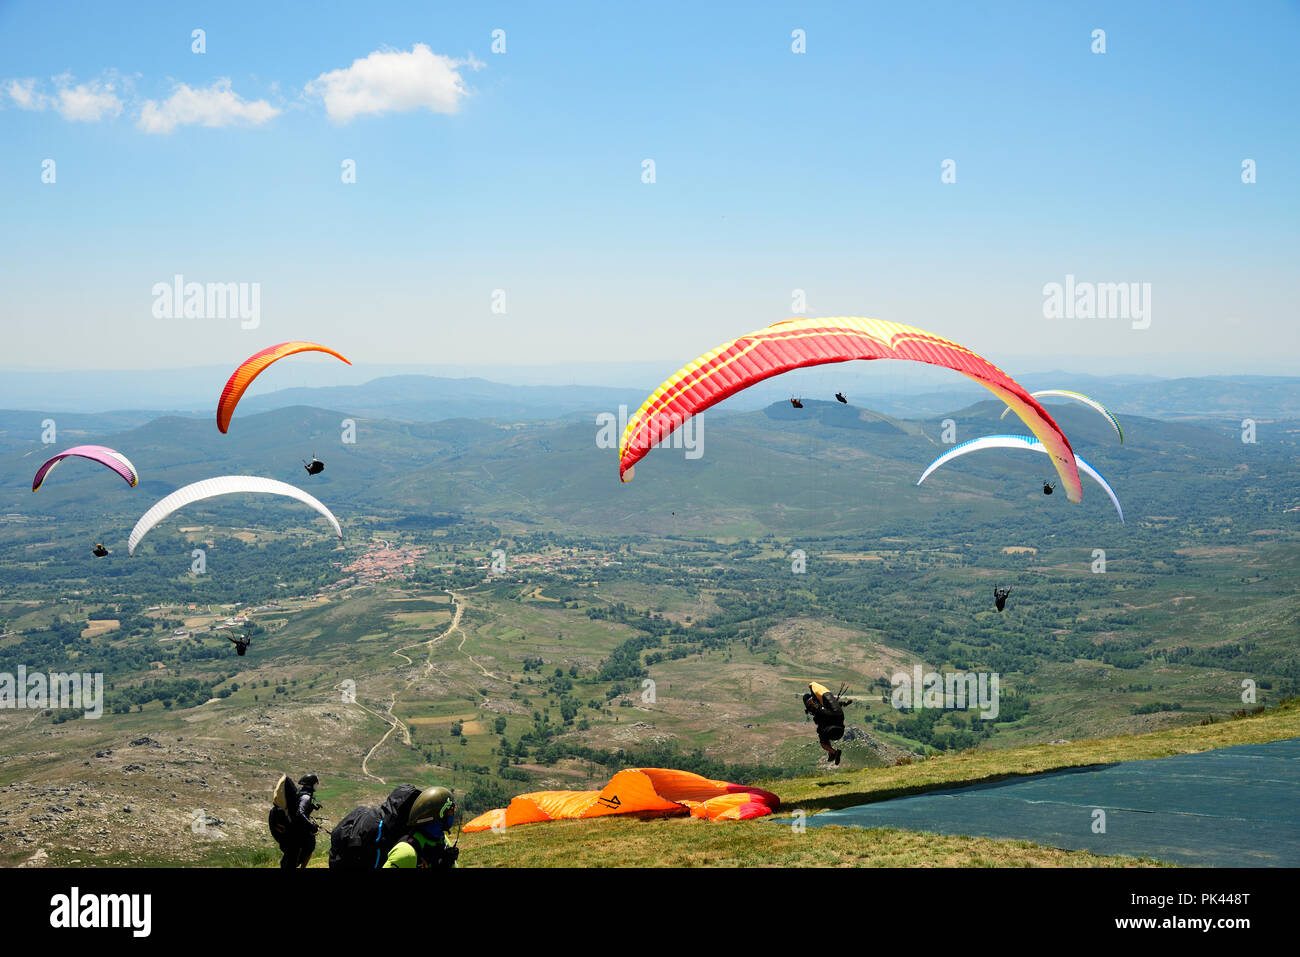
269 773 321 868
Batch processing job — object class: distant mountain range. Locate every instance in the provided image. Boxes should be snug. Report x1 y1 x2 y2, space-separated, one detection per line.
0 368 1296 434
2 395 1294 544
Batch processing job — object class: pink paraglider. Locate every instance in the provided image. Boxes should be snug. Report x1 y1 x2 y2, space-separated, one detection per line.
32 446 139 492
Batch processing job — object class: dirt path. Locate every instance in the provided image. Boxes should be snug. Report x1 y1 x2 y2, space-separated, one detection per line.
358 591 489 782
359 692 408 784
456 625 501 680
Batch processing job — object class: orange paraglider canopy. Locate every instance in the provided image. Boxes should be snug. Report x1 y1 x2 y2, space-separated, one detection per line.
463 768 779 831
216 341 351 433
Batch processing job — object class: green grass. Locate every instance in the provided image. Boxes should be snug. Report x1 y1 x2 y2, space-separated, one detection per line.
455 699 1300 868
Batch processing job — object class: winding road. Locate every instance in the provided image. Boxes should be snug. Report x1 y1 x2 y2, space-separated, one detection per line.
355 590 495 783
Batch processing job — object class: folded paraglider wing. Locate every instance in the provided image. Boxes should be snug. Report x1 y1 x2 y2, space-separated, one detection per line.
217 341 351 433
128 476 344 555
32 445 139 492
463 768 780 831
917 434 1124 522
620 317 1083 502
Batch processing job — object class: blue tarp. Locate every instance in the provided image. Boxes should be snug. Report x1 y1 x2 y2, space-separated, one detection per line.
802 737 1300 866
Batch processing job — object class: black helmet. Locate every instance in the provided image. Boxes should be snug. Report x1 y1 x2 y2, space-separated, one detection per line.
408 786 455 829
298 773 319 791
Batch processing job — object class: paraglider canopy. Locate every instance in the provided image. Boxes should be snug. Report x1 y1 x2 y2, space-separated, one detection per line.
1002 390 1124 444
464 768 779 831
128 475 344 555
217 342 351 433
32 446 139 492
620 316 1083 502
917 435 1124 522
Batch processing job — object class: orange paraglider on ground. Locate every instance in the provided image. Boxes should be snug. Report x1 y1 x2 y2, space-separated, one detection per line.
463 768 779 831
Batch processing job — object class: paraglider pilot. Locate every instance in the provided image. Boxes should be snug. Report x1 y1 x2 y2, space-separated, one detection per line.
269 773 322 868
303 456 324 476
1042 481 1056 495
383 786 459 868
790 397 804 409
803 683 851 766
92 544 109 558
228 633 252 656
994 585 1012 612
835 392 848 404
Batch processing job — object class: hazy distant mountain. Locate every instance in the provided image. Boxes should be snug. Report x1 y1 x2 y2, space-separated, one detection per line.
233 375 649 423
812 374 1300 420
0 410 179 455
3 396 1293 544
1107 376 1300 420
0 366 1295 434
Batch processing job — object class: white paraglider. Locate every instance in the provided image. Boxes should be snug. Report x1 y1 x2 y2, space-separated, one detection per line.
918 435 1124 523
1000 390 1123 444
128 476 343 556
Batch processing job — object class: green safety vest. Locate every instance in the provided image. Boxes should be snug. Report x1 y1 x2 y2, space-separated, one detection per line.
382 830 454 869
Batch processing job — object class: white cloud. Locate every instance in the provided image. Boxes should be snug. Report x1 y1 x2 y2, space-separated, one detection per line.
4 74 123 120
306 43 479 123
55 78 124 122
137 78 281 134
6 78 42 110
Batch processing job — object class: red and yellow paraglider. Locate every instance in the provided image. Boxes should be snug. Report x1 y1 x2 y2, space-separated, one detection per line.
216 341 351 433
619 316 1084 502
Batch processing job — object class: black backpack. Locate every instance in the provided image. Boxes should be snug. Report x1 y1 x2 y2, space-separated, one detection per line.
820 693 845 721
269 773 302 843
269 805 290 842
328 784 422 869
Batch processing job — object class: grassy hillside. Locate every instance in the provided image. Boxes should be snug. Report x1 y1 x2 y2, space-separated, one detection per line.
0 394 1295 866
459 700 1300 868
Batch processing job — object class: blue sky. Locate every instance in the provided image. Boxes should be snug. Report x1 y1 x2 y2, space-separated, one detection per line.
0 0 1296 377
